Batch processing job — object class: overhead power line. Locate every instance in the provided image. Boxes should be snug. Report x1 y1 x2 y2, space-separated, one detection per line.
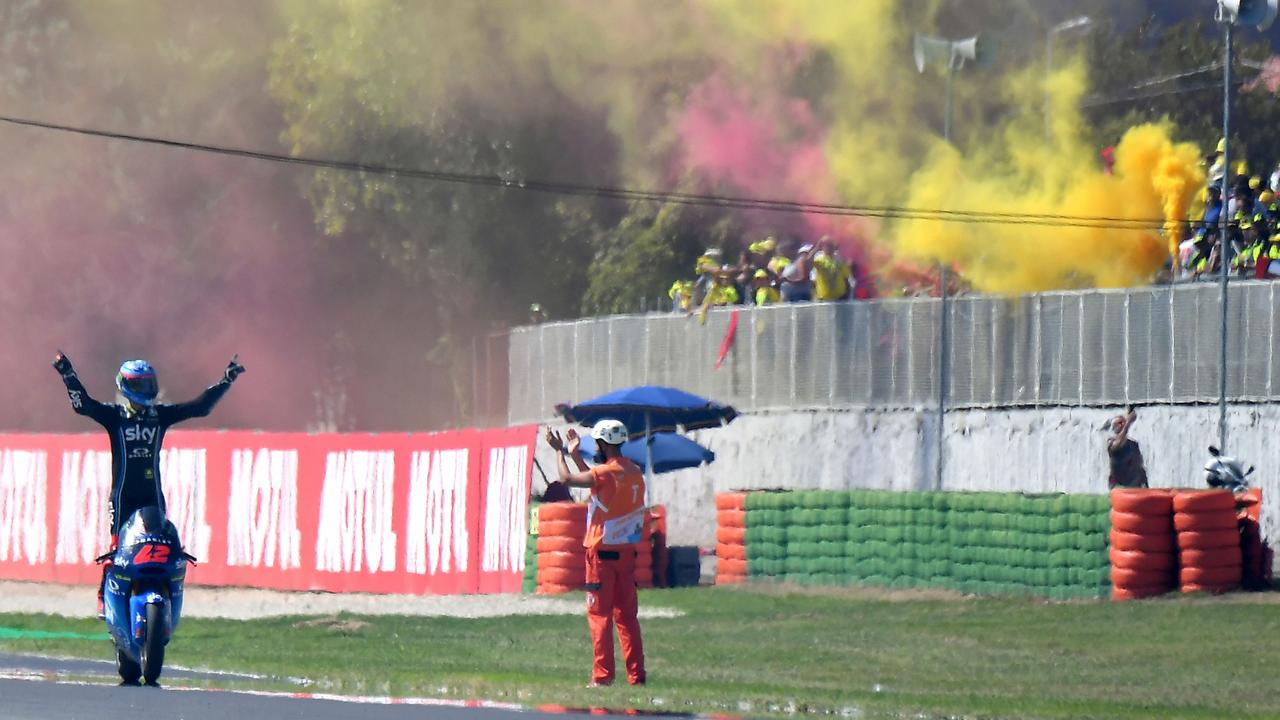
0 113 1202 232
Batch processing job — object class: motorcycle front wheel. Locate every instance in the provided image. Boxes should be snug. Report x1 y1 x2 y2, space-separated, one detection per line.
140 603 165 686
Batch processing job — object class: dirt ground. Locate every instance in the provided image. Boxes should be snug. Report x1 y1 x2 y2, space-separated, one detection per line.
0 581 684 620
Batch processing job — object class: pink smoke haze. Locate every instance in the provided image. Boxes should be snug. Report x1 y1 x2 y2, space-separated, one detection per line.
1 130 453 433
676 69 874 278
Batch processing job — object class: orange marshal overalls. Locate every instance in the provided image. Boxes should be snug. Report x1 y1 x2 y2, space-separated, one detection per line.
584 457 647 685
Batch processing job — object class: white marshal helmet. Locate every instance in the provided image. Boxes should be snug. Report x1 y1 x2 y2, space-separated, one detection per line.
590 419 629 446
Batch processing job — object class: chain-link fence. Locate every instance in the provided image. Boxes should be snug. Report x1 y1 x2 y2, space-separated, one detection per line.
507 281 1280 424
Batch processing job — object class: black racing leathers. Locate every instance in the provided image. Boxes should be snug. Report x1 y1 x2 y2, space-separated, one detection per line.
58 370 231 537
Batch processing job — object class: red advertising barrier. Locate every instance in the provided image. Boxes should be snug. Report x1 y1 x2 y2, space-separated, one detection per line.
0 426 536 595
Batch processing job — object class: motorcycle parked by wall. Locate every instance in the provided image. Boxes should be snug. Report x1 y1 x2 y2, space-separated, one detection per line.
97 506 193 686
1203 445 1253 492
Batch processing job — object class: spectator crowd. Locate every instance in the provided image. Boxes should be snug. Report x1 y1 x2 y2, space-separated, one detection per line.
668 236 866 315
1179 138 1280 281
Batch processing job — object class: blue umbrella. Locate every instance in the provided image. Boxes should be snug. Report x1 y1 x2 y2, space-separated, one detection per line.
556 385 736 502
555 385 738 436
574 432 715 474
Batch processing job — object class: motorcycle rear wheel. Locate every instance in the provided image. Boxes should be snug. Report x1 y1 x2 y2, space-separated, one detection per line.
141 603 165 686
116 648 141 686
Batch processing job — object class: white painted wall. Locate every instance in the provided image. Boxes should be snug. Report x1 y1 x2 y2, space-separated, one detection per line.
533 406 1280 552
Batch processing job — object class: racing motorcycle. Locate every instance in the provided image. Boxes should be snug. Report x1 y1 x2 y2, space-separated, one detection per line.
96 506 193 686
1203 445 1254 493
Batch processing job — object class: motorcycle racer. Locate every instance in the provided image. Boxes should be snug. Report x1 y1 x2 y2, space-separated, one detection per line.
52 351 245 616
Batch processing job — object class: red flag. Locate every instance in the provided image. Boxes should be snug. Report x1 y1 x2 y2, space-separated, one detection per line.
715 309 740 370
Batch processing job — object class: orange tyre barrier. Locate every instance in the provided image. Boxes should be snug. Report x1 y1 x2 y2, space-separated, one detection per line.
716 509 746 529
1180 582 1235 595
1110 488 1173 515
1237 488 1262 522
1179 565 1242 587
716 526 746 545
1173 511 1239 533
715 493 746 511
1112 584 1171 601
716 542 747 561
1109 548 1176 571
1111 566 1174 588
1179 546 1242 568
715 573 746 585
1172 489 1236 514
537 519 582 538
1110 530 1176 553
1176 529 1240 551
536 583 579 595
537 567 586 586
538 502 588 523
718 558 747 576
1110 511 1173 535
538 551 586 570
536 536 585 554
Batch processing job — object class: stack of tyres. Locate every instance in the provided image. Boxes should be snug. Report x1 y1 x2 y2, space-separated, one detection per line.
1109 489 1176 600
535 502 587 594
648 506 669 587
635 512 656 589
715 493 748 585
1236 489 1270 589
1173 489 1242 594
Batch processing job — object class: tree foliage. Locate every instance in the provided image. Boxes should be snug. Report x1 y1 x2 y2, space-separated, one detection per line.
1084 17 1280 169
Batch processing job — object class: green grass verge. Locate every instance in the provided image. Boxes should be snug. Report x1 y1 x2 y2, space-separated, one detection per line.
3 586 1279 719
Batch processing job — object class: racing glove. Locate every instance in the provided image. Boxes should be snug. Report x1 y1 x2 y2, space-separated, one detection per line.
223 355 246 383
52 351 74 376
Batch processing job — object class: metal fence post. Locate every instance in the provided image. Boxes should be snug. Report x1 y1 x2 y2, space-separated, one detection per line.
1270 283 1276 398
606 317 614 390
937 267 949 490
1218 22 1233 451
1033 295 1043 404
1077 294 1085 404
750 306 759 407
1167 288 1176 403
830 305 839 405
1123 291 1131 405
789 305 799 402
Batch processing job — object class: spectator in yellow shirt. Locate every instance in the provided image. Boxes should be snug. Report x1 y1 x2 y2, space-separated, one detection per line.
690 271 740 321
812 244 852 301
668 279 695 313
751 269 780 306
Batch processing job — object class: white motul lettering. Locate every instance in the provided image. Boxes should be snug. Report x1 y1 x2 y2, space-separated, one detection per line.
315 451 397 573
54 451 112 564
159 449 211 560
226 449 301 569
405 449 469 575
481 446 529 573
123 425 158 443
0 450 48 564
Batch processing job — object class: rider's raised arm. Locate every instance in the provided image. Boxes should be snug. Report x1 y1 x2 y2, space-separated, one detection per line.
157 357 243 426
158 379 232 425
53 354 115 425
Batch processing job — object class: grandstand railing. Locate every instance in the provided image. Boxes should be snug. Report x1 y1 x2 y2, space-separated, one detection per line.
507 281 1280 424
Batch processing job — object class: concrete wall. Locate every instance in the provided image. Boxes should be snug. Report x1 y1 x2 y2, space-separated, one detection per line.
532 405 1280 551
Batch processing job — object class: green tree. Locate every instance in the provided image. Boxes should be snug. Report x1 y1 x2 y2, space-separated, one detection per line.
580 202 743 316
1084 17 1280 171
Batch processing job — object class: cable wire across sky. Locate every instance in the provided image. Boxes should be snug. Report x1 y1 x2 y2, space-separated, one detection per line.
0 113 1199 232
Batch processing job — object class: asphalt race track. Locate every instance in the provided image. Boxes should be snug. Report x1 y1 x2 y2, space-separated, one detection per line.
0 653 613 720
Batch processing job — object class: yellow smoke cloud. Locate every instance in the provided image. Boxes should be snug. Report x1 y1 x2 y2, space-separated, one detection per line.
892 58 1204 293
702 1 1205 293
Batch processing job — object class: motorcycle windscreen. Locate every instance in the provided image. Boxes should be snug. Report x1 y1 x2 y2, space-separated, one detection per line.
117 506 180 548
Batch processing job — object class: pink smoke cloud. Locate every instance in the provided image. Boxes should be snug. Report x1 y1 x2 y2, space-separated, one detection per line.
675 68 874 280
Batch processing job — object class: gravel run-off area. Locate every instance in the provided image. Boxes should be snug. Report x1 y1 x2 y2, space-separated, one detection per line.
0 581 683 621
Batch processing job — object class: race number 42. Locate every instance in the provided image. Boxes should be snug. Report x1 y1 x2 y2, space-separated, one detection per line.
134 544 171 564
